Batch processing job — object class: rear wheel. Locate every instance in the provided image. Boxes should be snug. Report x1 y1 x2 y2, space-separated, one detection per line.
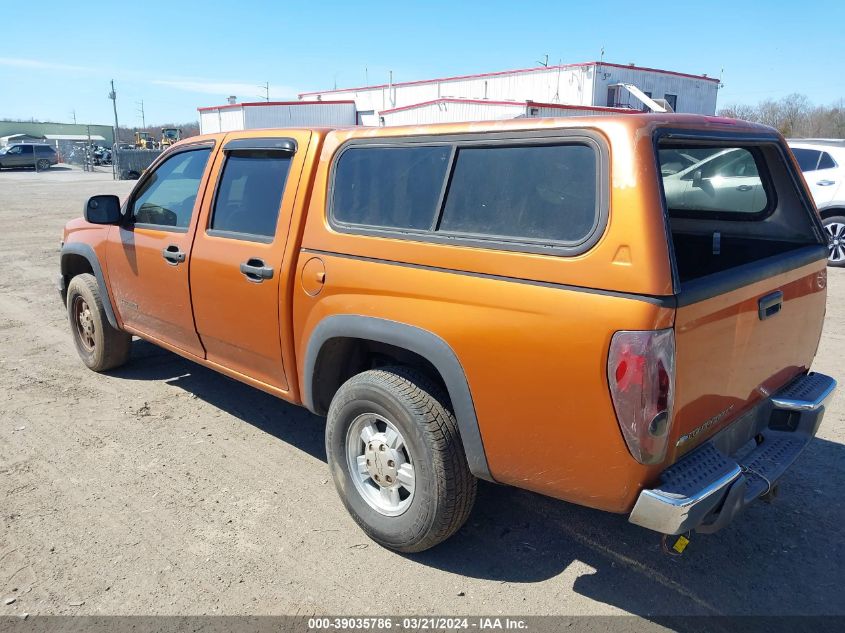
67 274 131 371
326 367 477 552
823 215 845 267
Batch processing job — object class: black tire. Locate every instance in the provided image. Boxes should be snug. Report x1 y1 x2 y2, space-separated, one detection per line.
66 273 131 372
822 215 845 267
326 367 477 552
36 159 51 170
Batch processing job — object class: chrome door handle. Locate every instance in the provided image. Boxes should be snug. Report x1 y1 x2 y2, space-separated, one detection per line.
736 185 753 192
240 258 274 283
162 244 186 265
817 180 836 186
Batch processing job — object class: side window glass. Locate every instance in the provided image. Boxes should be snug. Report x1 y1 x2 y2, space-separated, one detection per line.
130 148 212 228
21 146 33 155
792 148 821 172
210 151 292 239
332 146 451 230
7 146 21 155
439 144 598 244
818 152 837 170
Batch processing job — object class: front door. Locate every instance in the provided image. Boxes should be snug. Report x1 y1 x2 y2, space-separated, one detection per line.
189 133 310 391
106 143 216 357
5 144 33 167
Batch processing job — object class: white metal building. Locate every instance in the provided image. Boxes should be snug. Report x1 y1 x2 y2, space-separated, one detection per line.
378 99 634 127
299 61 720 125
198 100 357 134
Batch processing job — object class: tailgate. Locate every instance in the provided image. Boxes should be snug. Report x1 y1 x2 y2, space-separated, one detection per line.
672 251 827 457
657 134 829 459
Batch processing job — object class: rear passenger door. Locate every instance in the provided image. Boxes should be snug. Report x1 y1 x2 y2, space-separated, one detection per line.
189 133 311 392
808 151 840 207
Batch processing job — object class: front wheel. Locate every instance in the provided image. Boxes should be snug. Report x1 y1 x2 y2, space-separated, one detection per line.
823 215 845 267
326 367 477 552
66 273 131 371
36 159 51 170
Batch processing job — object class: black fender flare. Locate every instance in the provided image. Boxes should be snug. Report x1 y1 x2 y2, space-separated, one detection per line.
60 242 120 329
303 315 493 481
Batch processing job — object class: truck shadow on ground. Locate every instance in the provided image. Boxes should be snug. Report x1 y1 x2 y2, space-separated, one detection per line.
115 340 845 623
0 165 74 172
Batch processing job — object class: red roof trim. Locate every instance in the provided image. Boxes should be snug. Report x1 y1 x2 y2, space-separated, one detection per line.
298 61 719 97
380 98 639 116
197 100 356 112
381 98 527 115
525 101 637 114
595 62 719 84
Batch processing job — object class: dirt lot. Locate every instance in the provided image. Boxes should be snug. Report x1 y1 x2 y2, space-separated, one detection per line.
0 165 843 623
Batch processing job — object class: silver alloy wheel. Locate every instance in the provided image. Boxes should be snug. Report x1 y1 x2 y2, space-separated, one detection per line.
826 221 845 263
346 413 415 516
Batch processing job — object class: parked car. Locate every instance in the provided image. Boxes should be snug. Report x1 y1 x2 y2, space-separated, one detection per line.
59 116 835 552
660 146 767 214
788 139 845 266
0 143 58 170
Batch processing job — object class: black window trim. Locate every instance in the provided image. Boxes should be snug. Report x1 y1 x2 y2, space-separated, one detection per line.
657 139 778 222
205 136 298 244
819 151 838 170
125 141 216 234
652 128 827 295
327 129 610 257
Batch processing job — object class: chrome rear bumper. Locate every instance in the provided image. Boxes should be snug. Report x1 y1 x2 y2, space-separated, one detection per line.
629 372 836 535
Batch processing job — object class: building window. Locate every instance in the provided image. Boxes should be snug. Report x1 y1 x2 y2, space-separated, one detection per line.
664 94 678 112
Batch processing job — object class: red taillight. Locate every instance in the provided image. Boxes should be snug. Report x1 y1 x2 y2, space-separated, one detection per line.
607 329 675 465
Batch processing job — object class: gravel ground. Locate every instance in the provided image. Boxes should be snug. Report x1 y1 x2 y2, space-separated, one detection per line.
0 165 843 625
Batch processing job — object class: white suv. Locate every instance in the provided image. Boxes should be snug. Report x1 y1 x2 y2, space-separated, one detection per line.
788 140 845 266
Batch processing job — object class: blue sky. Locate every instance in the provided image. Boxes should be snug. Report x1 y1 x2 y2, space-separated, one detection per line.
1 0 843 126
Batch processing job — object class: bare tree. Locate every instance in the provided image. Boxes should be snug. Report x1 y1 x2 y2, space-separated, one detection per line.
718 95 844 138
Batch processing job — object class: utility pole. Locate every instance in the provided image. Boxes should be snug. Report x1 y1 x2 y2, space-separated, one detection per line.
108 80 119 179
137 100 146 129
71 109 77 124
258 81 270 102
537 54 549 67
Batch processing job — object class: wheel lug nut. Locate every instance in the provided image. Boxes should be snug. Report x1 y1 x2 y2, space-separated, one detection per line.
385 476 392 483
379 445 386 452
374 474 380 481
366 459 370 465
387 460 395 467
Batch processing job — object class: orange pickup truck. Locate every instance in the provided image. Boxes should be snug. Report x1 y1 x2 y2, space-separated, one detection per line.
59 115 836 552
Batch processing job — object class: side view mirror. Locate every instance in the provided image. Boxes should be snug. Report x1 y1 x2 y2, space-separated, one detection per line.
692 169 703 189
84 195 121 225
